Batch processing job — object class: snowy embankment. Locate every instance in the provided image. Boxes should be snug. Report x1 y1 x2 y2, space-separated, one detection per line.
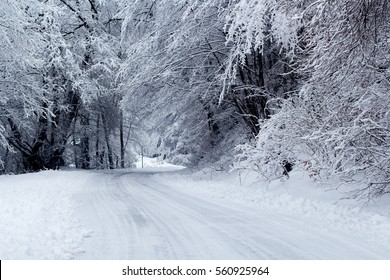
1 158 390 259
0 171 93 259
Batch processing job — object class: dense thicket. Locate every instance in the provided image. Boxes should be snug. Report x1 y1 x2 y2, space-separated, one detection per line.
234 0 390 198
1 0 389 198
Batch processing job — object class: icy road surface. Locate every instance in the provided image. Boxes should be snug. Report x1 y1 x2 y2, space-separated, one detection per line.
76 169 390 259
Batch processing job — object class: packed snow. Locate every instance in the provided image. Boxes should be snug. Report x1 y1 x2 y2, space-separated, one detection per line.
1 158 390 259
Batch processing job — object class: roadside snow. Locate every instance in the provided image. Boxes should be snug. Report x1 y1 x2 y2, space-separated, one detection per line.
0 170 92 259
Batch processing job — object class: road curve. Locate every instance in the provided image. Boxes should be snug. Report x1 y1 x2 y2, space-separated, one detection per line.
75 170 389 259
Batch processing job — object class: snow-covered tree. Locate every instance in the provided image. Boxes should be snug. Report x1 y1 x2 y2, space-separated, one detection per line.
1 0 128 172
118 0 248 167
236 0 390 198
0 1 49 171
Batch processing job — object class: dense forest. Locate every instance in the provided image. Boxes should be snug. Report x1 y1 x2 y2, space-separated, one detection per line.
1 0 389 199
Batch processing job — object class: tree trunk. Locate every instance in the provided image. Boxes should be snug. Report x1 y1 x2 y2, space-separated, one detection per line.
101 113 114 169
120 110 125 168
95 115 102 168
80 114 90 169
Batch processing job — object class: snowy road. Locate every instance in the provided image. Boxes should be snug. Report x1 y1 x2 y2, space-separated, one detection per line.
75 169 390 259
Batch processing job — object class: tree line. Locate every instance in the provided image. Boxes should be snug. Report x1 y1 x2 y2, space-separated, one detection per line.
1 0 389 199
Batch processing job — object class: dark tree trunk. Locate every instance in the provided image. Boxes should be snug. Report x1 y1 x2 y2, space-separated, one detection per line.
101 112 114 169
80 115 90 170
95 115 102 168
120 111 125 168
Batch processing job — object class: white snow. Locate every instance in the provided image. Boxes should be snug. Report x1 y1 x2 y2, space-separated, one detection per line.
0 170 93 259
1 158 390 259
134 155 186 170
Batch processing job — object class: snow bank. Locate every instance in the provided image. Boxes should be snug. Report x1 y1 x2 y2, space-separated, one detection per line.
0 170 92 259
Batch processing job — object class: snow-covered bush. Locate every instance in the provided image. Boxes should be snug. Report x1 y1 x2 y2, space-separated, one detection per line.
234 0 390 199
235 114 297 182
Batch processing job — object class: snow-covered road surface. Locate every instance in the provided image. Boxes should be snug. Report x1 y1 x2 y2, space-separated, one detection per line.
75 169 390 259
2 166 390 259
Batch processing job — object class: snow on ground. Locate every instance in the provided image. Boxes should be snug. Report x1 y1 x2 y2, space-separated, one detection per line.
156 168 390 248
0 170 93 259
1 157 390 259
134 155 186 170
